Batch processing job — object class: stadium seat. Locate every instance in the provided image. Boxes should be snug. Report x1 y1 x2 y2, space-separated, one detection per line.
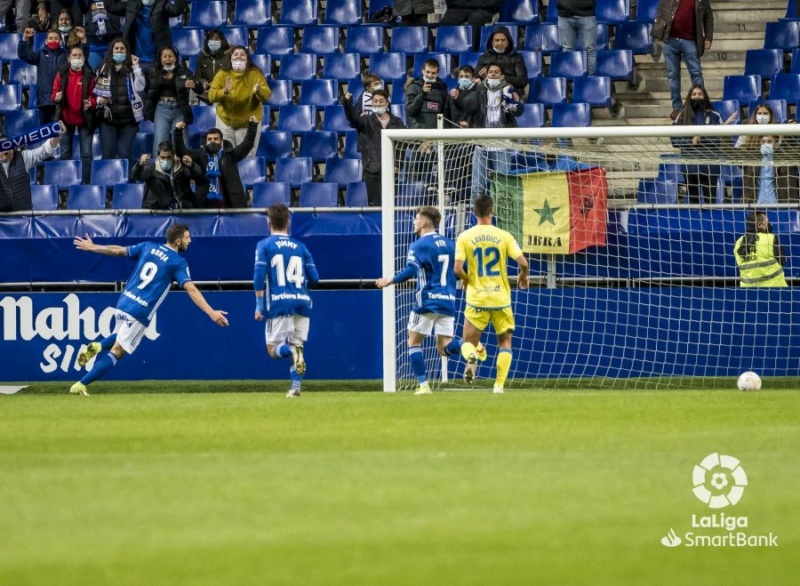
596 0 629 23
339 131 357 158
346 26 386 56
391 26 430 55
3 109 41 134
258 130 294 161
277 53 317 80
91 159 129 187
457 52 482 70
397 181 429 206
744 49 784 79
595 49 634 82
344 181 368 206
44 160 82 188
637 179 678 204
279 0 318 26
748 99 788 123
769 73 800 103
8 60 36 86
711 100 742 125
298 79 338 107
614 22 653 54
572 76 613 109
390 103 407 125
132 132 154 159
499 0 539 24
323 0 362 26
0 84 21 113
322 53 361 81
232 0 272 27
634 0 659 22
191 106 218 135
763 21 800 51
172 28 204 58
298 182 339 207
321 105 352 133
412 53 450 79
237 156 266 188
368 52 407 83
785 0 799 20
0 33 21 61
545 0 559 22
522 24 560 54
529 77 567 107
552 103 592 127
111 183 145 209
515 102 545 128
434 25 473 53
549 51 588 79
716 165 744 204
579 24 609 51
250 53 272 77
277 105 317 134
723 75 761 105
519 51 543 78
255 26 295 56
324 157 362 186
252 182 292 207
267 79 293 107
274 157 313 187
217 27 248 50
300 25 341 55
66 184 106 210
31 184 59 211
188 0 227 28
298 131 339 161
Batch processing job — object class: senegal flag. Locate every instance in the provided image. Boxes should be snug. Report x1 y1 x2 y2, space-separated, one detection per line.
492 167 608 254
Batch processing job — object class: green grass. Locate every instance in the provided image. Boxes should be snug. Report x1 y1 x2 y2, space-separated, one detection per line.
1 386 798 585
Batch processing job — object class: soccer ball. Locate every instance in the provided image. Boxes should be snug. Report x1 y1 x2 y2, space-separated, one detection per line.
737 371 762 391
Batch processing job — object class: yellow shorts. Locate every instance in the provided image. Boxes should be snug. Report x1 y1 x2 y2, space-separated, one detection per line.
464 306 515 334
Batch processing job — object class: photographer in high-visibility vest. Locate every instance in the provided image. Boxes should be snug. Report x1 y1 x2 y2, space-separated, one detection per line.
734 211 788 287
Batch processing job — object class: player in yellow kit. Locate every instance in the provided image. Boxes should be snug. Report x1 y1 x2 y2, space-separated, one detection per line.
454 194 529 394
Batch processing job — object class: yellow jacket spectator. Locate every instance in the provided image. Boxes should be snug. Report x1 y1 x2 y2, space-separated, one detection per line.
734 212 788 287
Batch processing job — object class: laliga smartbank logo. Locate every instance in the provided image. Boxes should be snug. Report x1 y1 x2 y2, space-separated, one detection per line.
660 453 779 548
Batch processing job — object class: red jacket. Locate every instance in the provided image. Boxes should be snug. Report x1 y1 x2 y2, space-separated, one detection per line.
52 67 97 127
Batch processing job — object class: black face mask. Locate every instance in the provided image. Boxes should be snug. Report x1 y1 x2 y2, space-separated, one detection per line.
691 99 704 110
206 142 221 154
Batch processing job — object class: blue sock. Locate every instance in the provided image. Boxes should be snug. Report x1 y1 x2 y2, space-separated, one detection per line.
100 334 117 352
274 344 293 359
444 337 463 357
409 345 427 384
81 352 119 386
289 365 302 390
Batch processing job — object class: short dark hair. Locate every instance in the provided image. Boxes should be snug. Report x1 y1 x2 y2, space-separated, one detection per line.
417 206 441 229
268 204 290 231
157 141 174 156
423 59 440 72
167 223 190 243
372 88 390 102
486 62 505 75
206 128 223 141
473 194 494 218
458 65 475 77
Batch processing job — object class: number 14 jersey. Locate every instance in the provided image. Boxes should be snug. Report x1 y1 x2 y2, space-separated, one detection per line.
255 235 319 318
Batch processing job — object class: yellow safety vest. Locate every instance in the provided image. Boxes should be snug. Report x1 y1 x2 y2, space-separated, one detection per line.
734 233 788 287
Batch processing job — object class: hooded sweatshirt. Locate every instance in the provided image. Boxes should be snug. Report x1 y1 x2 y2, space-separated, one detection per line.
475 26 528 93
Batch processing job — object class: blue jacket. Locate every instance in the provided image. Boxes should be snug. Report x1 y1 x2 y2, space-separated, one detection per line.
17 40 67 108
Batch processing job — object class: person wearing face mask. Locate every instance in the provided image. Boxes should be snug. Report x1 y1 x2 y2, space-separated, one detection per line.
194 29 231 105
405 59 451 185
0 124 64 213
449 66 479 128
360 72 384 114
18 26 67 122
79 1 123 68
144 46 197 158
475 27 528 97
105 0 186 66
208 46 271 158
52 45 97 184
342 88 405 206
173 119 258 208
736 104 793 203
132 142 203 210
734 211 787 287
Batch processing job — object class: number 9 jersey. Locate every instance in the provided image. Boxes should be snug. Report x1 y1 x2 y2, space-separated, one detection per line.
254 235 319 318
455 224 523 309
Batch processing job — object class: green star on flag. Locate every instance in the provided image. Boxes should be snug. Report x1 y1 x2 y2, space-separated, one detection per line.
533 199 561 225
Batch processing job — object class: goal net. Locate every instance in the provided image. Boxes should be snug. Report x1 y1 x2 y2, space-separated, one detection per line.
380 123 800 392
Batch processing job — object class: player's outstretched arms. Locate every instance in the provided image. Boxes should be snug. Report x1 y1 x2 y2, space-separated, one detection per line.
73 234 128 256
183 282 230 326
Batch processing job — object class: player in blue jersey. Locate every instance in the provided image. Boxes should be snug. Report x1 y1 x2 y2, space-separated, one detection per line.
376 206 467 395
254 204 319 397
69 224 229 396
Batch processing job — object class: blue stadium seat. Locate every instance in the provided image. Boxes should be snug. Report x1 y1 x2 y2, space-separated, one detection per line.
344 181 368 206
769 73 800 103
434 25 473 53
596 49 634 82
744 49 784 79
188 0 227 28
412 53 450 78
479 25 519 51
572 76 613 108
529 77 567 106
323 0 362 26
711 100 742 125
545 0 559 22
637 179 678 204
44 160 82 188
275 157 313 187
716 165 744 204
390 103 407 125
298 182 339 207
66 184 106 210
365 0 393 23
217 27 248 50
723 75 761 105
298 79 338 107
250 53 272 77
322 52 361 81
515 102 545 127
522 24 560 54
369 52 407 83
0 84 21 113
614 22 652 54
277 53 317 80
578 24 609 51
0 33 21 61
300 25 341 55
232 0 272 27
785 0 799 20
189 107 215 137
342 131 359 158
267 79 293 107
252 182 292 207
111 183 145 209
238 156 266 188
324 157 362 186
549 51 588 79
344 25 385 54
519 51 542 78
397 181 428 206
277 105 317 134
635 0 659 22
499 0 539 24
390 26 430 54
764 21 800 51
457 52 482 70
31 185 59 211
322 105 351 133
132 132 154 159
172 28 204 58
279 0 318 26
8 60 36 86
596 0 629 23
91 159 129 187
747 99 788 123
255 26 295 56
298 131 339 161
552 102 592 127
258 130 294 161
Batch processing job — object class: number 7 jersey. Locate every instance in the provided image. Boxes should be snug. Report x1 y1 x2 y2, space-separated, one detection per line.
455 224 523 309
254 235 319 318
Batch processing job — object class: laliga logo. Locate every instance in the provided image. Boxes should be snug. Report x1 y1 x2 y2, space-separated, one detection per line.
692 453 748 509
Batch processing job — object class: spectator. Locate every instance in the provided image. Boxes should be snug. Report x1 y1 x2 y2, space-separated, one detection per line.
0 124 63 212
671 84 722 205
18 26 67 122
394 0 433 25
132 142 204 210
558 0 597 75
342 88 405 206
734 211 787 287
173 119 257 209
208 46 271 158
0 0 32 32
144 46 197 158
78 1 123 68
470 63 523 197
405 58 450 185
106 0 186 66
93 38 145 162
440 0 501 49
52 45 97 185
34 1 82 28
53 8 83 48
193 28 231 105
360 72 384 114
475 27 528 97
652 0 714 120
449 65 479 128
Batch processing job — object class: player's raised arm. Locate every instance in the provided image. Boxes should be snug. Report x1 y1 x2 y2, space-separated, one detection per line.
182 281 229 326
74 234 128 257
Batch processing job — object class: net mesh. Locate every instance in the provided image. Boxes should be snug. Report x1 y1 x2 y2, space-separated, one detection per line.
386 127 800 391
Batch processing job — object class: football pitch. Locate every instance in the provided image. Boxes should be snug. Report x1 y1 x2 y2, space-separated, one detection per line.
1 383 798 585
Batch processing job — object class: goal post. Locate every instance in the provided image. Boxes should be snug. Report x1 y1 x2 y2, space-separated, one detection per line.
381 123 800 392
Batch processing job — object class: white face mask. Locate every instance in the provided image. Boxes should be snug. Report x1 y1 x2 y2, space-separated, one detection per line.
231 60 246 72
423 76 436 84
373 106 387 115
755 114 770 125
761 143 774 156
162 64 175 72
371 83 383 92
486 78 501 89
70 58 84 70
142 0 154 6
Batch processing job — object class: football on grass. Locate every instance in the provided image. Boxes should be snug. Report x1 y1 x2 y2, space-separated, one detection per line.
737 371 762 391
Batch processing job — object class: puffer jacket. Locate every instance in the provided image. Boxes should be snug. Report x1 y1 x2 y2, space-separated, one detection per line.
394 0 435 15
652 0 714 57
474 26 528 92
